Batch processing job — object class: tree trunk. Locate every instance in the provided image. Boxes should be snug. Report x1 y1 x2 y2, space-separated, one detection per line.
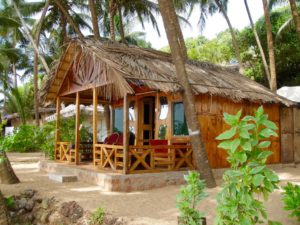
53 0 84 40
262 0 277 91
244 0 271 87
12 0 50 74
88 0 101 40
0 151 19 184
0 190 10 225
118 6 126 44
215 0 244 74
109 0 116 42
12 64 17 88
157 0 216 188
32 0 50 127
289 0 300 42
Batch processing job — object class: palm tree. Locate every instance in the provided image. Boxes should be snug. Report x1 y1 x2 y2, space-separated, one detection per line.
157 0 216 188
88 0 101 40
262 0 277 91
214 0 244 73
244 0 271 88
0 151 20 184
288 0 300 41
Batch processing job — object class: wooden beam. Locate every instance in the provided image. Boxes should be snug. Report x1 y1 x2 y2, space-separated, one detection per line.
60 96 110 104
75 92 80 165
123 95 129 174
55 97 61 160
93 88 98 166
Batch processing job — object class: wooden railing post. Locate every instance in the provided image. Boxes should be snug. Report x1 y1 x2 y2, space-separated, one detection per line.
123 94 129 174
93 88 98 166
55 96 61 161
75 92 80 165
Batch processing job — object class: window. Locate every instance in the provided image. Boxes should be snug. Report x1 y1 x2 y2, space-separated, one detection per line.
113 108 123 132
173 102 188 136
159 96 168 120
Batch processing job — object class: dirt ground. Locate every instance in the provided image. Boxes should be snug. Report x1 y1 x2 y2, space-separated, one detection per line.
0 153 299 225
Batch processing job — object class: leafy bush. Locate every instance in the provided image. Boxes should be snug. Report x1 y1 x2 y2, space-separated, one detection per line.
177 171 206 225
215 106 280 225
89 207 105 225
0 124 41 152
282 182 300 221
0 116 92 159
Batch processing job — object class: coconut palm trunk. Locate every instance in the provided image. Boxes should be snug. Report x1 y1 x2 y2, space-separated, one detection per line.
157 0 216 188
88 0 101 40
0 151 19 184
33 0 50 127
262 0 277 91
0 190 10 225
118 6 126 43
53 0 84 40
244 0 271 87
215 0 244 74
109 0 116 41
289 0 300 42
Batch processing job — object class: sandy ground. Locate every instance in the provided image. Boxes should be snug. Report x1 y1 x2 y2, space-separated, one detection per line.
0 153 299 225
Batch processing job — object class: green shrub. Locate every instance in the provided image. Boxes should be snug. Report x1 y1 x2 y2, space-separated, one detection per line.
282 182 300 221
215 106 281 225
89 207 105 225
0 116 92 159
0 124 41 152
177 171 206 225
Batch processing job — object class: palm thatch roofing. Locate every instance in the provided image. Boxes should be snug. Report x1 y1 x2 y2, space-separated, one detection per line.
40 39 294 106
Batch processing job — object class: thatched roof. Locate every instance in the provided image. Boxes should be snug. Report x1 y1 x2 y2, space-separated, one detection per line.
40 39 294 106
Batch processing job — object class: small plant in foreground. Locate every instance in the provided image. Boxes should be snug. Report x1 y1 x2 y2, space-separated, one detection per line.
215 106 281 225
282 182 300 221
177 171 207 225
89 207 105 225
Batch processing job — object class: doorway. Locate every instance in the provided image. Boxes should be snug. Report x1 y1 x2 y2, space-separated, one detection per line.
138 97 155 145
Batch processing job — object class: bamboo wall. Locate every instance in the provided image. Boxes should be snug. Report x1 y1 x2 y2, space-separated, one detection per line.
194 94 280 168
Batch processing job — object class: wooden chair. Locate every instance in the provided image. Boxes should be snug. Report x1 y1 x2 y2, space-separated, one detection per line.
150 139 174 169
171 138 194 169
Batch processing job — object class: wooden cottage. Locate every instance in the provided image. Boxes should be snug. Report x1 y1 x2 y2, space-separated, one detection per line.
40 39 296 174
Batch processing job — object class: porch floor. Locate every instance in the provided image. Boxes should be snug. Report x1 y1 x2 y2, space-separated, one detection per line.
39 160 189 192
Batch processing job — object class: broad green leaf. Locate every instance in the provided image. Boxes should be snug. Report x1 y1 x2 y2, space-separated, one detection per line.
240 216 251 225
259 128 278 138
226 170 242 177
250 165 265 174
258 141 271 149
263 120 278 130
218 140 233 150
236 152 247 164
255 106 264 118
257 151 273 160
253 174 264 186
224 113 238 126
242 115 255 122
239 128 250 139
216 127 237 140
241 141 251 151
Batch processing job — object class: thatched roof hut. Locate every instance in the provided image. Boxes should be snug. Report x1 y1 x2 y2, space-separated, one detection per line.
41 39 298 170
40 39 293 106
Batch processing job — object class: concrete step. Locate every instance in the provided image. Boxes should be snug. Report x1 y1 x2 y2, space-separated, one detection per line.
49 173 78 183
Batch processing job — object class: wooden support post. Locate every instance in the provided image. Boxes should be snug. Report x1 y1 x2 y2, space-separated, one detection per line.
123 94 129 174
93 88 98 166
109 105 113 135
75 92 80 165
55 97 61 161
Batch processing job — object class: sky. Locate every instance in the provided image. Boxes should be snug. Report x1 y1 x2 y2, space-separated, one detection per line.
135 0 265 49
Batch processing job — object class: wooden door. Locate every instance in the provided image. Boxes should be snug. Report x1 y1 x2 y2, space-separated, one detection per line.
138 97 155 145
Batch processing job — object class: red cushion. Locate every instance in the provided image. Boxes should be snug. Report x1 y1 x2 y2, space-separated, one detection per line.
104 133 119 145
115 134 123 145
149 139 168 153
